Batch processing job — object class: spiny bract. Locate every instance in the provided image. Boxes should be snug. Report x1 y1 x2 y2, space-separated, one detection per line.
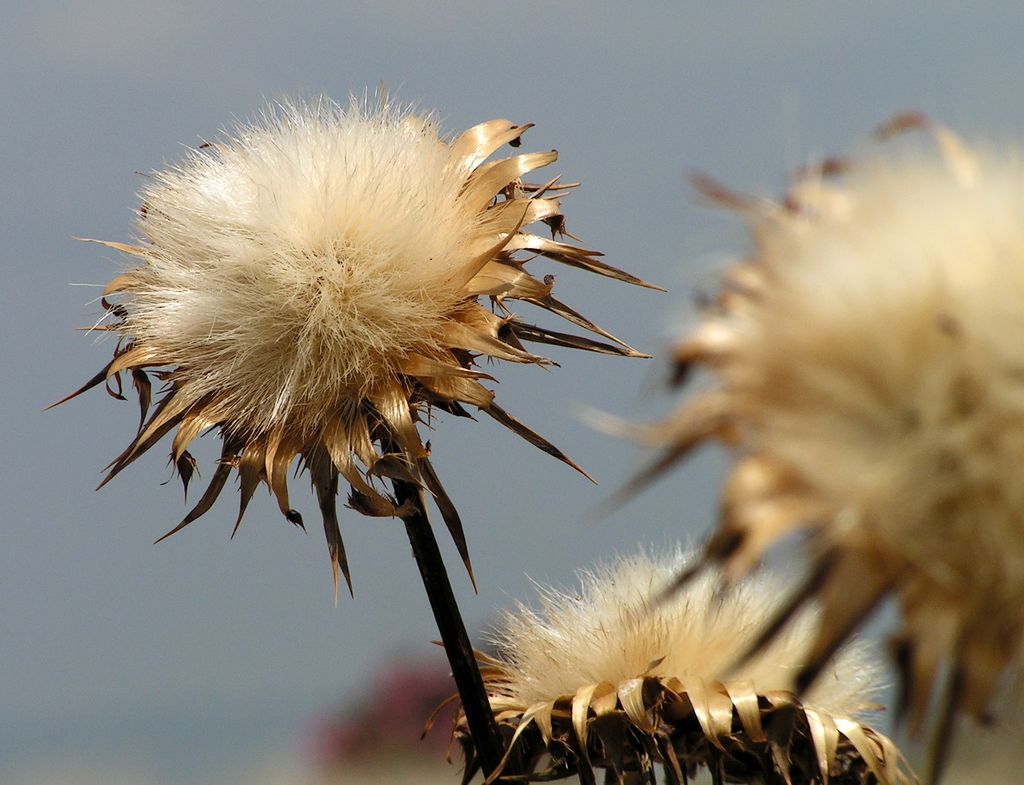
61 96 657 596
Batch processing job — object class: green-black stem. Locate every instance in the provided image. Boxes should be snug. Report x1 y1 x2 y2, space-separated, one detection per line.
391 474 505 778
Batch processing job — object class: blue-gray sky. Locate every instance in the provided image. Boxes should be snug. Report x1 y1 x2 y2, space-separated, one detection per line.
5 2 1024 782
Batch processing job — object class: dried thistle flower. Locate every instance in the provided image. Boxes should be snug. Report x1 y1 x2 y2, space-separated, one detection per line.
60 96 656 596
455 548 912 785
614 115 1024 774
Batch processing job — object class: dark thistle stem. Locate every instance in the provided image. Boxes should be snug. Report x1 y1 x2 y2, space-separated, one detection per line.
390 473 505 777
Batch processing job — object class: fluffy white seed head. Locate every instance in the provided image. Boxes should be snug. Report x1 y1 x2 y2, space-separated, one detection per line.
492 547 882 719
127 101 480 432
70 95 651 593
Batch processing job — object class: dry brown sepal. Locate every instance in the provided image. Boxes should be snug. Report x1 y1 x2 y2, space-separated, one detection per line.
453 660 914 785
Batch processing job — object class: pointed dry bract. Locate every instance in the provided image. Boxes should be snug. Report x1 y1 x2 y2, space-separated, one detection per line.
455 548 912 785
632 119 1024 775
61 96 656 597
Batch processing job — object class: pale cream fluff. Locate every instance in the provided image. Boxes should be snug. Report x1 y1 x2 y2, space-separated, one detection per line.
491 547 881 719
129 102 481 429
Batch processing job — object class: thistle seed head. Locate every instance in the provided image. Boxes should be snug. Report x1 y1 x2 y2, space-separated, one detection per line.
456 548 910 785
61 95 657 597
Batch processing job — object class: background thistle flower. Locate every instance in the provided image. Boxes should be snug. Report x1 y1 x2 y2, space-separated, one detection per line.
456 548 911 785
618 116 1024 779
58 96 656 595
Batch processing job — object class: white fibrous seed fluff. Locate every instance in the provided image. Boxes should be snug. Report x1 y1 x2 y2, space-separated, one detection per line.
642 117 1024 768
132 108 483 422
62 96 657 596
493 548 880 719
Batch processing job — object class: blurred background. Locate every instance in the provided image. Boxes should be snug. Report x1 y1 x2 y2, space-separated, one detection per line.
4 2 1024 783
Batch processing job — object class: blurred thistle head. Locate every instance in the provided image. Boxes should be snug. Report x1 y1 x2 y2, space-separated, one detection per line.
58 93 657 596
456 547 911 785
608 114 1024 775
